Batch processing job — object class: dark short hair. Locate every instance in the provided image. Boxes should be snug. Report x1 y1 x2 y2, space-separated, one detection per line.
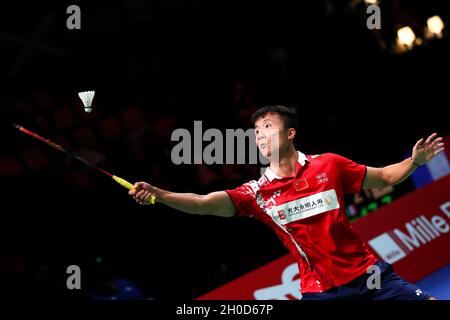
251 105 298 131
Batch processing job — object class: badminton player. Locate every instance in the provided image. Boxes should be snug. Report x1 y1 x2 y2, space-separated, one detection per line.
129 105 444 300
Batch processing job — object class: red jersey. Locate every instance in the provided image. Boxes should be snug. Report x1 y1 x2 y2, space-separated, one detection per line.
225 151 378 294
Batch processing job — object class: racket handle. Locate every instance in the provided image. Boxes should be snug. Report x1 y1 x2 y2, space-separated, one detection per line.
112 175 156 204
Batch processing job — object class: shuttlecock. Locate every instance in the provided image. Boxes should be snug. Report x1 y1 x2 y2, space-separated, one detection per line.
78 91 95 113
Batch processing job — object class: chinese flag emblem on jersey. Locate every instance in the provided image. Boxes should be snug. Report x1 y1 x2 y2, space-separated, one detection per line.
294 178 308 191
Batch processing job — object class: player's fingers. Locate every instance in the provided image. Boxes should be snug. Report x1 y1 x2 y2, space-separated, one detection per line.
433 143 444 150
425 133 437 145
413 138 424 150
135 182 148 190
143 191 153 201
430 137 443 147
434 148 445 156
136 190 146 199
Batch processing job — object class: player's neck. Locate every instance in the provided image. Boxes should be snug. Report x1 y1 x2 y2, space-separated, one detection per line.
269 146 298 178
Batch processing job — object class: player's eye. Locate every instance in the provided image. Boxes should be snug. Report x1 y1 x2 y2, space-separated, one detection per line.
264 123 271 128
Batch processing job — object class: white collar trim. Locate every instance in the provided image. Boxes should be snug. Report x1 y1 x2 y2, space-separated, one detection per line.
264 151 309 182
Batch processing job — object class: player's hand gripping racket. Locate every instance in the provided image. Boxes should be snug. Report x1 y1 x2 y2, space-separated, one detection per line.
13 124 155 205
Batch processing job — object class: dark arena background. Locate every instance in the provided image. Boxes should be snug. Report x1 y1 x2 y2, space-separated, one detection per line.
0 0 449 302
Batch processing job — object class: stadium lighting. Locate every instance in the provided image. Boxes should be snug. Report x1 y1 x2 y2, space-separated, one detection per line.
426 15 445 39
397 26 416 50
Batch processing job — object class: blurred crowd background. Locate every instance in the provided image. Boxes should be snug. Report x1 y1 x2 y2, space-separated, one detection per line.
0 0 449 299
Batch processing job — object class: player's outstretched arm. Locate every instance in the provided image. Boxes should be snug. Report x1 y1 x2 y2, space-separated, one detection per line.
129 182 236 217
362 133 445 189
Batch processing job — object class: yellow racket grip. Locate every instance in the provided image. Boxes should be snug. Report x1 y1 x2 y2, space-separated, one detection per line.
112 175 156 204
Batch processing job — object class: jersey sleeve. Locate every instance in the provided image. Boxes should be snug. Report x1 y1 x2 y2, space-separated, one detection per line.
225 181 261 218
329 153 367 193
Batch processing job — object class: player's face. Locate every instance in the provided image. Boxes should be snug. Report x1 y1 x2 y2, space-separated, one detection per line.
254 113 289 158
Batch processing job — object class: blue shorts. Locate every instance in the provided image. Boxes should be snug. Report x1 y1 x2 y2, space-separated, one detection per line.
301 261 433 300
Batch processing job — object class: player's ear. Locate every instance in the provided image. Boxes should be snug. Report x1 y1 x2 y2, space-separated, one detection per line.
288 128 296 141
